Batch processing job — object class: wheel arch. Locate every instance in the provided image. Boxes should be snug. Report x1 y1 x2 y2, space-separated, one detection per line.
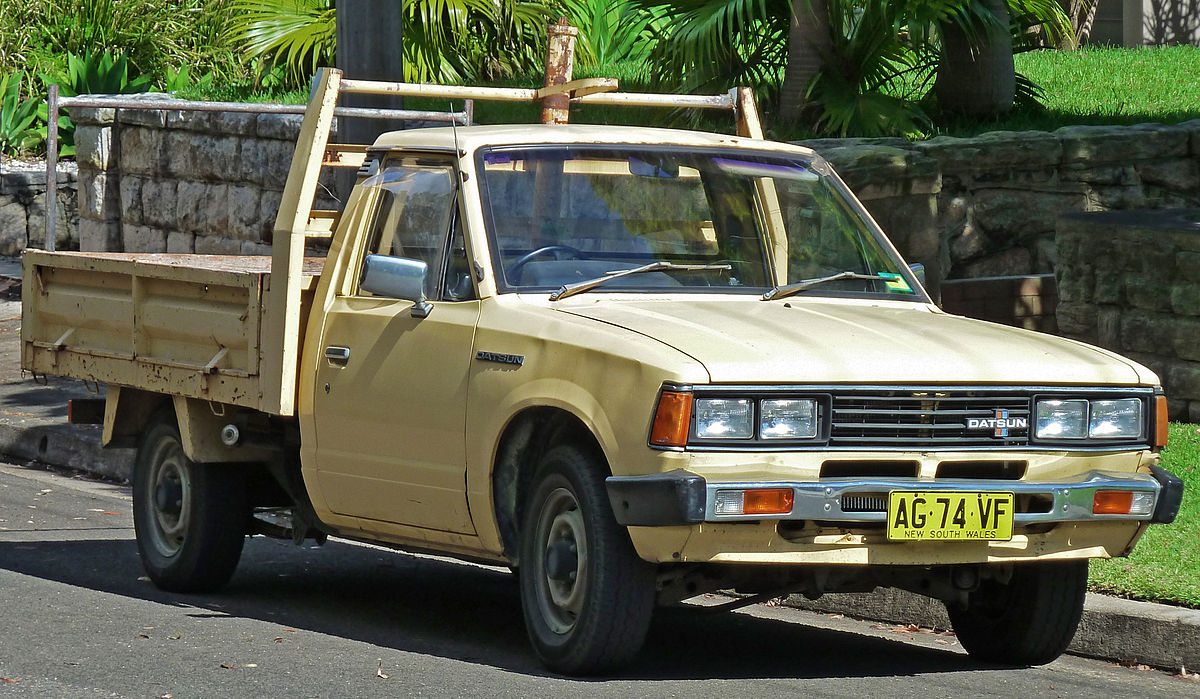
492 405 606 564
104 388 277 464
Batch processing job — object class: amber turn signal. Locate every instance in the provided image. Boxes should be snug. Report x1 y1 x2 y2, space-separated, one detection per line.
1155 395 1169 450
743 488 795 515
1092 490 1133 515
650 390 693 447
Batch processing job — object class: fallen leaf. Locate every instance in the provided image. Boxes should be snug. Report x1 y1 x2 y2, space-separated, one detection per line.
137 633 150 639
170 633 181 640
827 613 844 620
274 637 284 643
219 664 233 670
243 664 258 668
99 511 123 515
0 678 20 683
376 661 389 680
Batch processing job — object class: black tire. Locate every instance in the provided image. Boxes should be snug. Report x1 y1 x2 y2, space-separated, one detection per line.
132 419 248 593
518 444 655 675
947 560 1088 666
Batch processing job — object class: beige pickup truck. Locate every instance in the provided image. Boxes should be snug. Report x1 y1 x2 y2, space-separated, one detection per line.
22 70 1182 674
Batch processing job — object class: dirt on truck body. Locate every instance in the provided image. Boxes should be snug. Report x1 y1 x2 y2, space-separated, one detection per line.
21 68 1184 675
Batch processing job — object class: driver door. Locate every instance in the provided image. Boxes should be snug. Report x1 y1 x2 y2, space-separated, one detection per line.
311 156 479 535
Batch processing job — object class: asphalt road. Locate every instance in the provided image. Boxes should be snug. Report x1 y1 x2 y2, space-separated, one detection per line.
1 462 1196 698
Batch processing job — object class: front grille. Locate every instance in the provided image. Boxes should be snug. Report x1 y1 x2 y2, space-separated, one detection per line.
830 389 1030 448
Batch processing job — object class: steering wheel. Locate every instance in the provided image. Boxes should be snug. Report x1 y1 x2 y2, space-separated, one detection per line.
505 245 585 284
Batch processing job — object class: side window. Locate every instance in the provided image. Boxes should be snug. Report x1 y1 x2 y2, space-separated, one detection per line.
360 159 458 300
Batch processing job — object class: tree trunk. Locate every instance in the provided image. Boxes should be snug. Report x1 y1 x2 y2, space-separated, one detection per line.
780 0 832 121
336 0 405 145
934 0 1016 118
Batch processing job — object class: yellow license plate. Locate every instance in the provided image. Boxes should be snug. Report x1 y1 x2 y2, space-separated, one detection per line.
886 491 1014 541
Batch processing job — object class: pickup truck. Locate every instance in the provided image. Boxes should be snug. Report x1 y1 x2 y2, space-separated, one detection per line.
22 69 1183 675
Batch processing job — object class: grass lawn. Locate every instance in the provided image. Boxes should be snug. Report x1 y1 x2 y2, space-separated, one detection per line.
1089 423 1200 608
175 46 1200 140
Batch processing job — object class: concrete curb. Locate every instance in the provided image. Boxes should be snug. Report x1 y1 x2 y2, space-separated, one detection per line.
0 421 133 482
786 587 1200 671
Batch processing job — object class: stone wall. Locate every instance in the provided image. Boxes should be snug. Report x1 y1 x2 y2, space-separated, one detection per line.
68 102 1200 299
802 121 1200 299
0 162 78 255
1057 209 1200 421
60 103 1200 416
71 98 336 255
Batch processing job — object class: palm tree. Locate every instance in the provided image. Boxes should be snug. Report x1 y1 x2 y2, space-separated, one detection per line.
229 0 558 87
935 0 1016 116
779 0 831 120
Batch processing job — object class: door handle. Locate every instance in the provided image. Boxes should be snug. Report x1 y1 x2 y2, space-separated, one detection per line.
324 346 351 364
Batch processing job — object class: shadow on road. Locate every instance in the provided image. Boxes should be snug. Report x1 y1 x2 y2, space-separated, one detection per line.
0 535 988 681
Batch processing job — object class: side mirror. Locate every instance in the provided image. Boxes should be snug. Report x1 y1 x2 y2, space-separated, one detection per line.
909 263 926 288
361 254 432 317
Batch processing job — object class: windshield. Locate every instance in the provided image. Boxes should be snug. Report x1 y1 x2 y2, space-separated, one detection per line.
476 145 921 300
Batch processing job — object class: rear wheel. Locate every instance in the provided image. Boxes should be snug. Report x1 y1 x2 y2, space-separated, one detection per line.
133 419 248 593
947 560 1087 666
518 444 655 675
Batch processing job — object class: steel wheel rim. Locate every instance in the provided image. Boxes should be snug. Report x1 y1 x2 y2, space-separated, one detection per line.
146 436 191 559
534 486 589 636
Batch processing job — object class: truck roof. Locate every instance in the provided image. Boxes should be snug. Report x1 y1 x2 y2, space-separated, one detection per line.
370 123 817 157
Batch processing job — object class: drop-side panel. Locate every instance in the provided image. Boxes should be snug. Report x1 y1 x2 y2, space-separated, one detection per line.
21 251 321 413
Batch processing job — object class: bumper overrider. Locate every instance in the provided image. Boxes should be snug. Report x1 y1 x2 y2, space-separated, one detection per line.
605 466 1184 527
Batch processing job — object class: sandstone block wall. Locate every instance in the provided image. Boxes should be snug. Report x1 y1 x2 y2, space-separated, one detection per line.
1057 209 1200 420
0 162 78 255
803 121 1200 298
56 100 1200 416
71 97 336 255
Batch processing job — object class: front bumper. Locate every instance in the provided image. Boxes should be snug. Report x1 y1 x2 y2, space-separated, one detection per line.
606 466 1183 527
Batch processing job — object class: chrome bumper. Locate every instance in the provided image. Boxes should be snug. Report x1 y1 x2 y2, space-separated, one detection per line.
606 467 1183 527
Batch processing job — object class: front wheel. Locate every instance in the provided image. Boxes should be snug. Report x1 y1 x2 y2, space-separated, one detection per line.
947 560 1088 666
132 419 248 593
518 444 655 675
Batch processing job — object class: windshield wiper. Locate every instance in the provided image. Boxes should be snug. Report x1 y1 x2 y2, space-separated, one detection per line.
549 261 732 301
761 271 890 301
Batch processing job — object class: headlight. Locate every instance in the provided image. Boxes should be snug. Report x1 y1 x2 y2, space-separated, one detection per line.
760 399 818 439
1036 399 1087 439
694 398 753 439
1089 399 1142 438
1035 397 1144 441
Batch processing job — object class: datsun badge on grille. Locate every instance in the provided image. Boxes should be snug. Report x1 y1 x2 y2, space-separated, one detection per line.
966 410 1029 437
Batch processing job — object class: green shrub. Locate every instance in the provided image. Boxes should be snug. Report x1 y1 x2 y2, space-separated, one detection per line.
0 72 42 155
